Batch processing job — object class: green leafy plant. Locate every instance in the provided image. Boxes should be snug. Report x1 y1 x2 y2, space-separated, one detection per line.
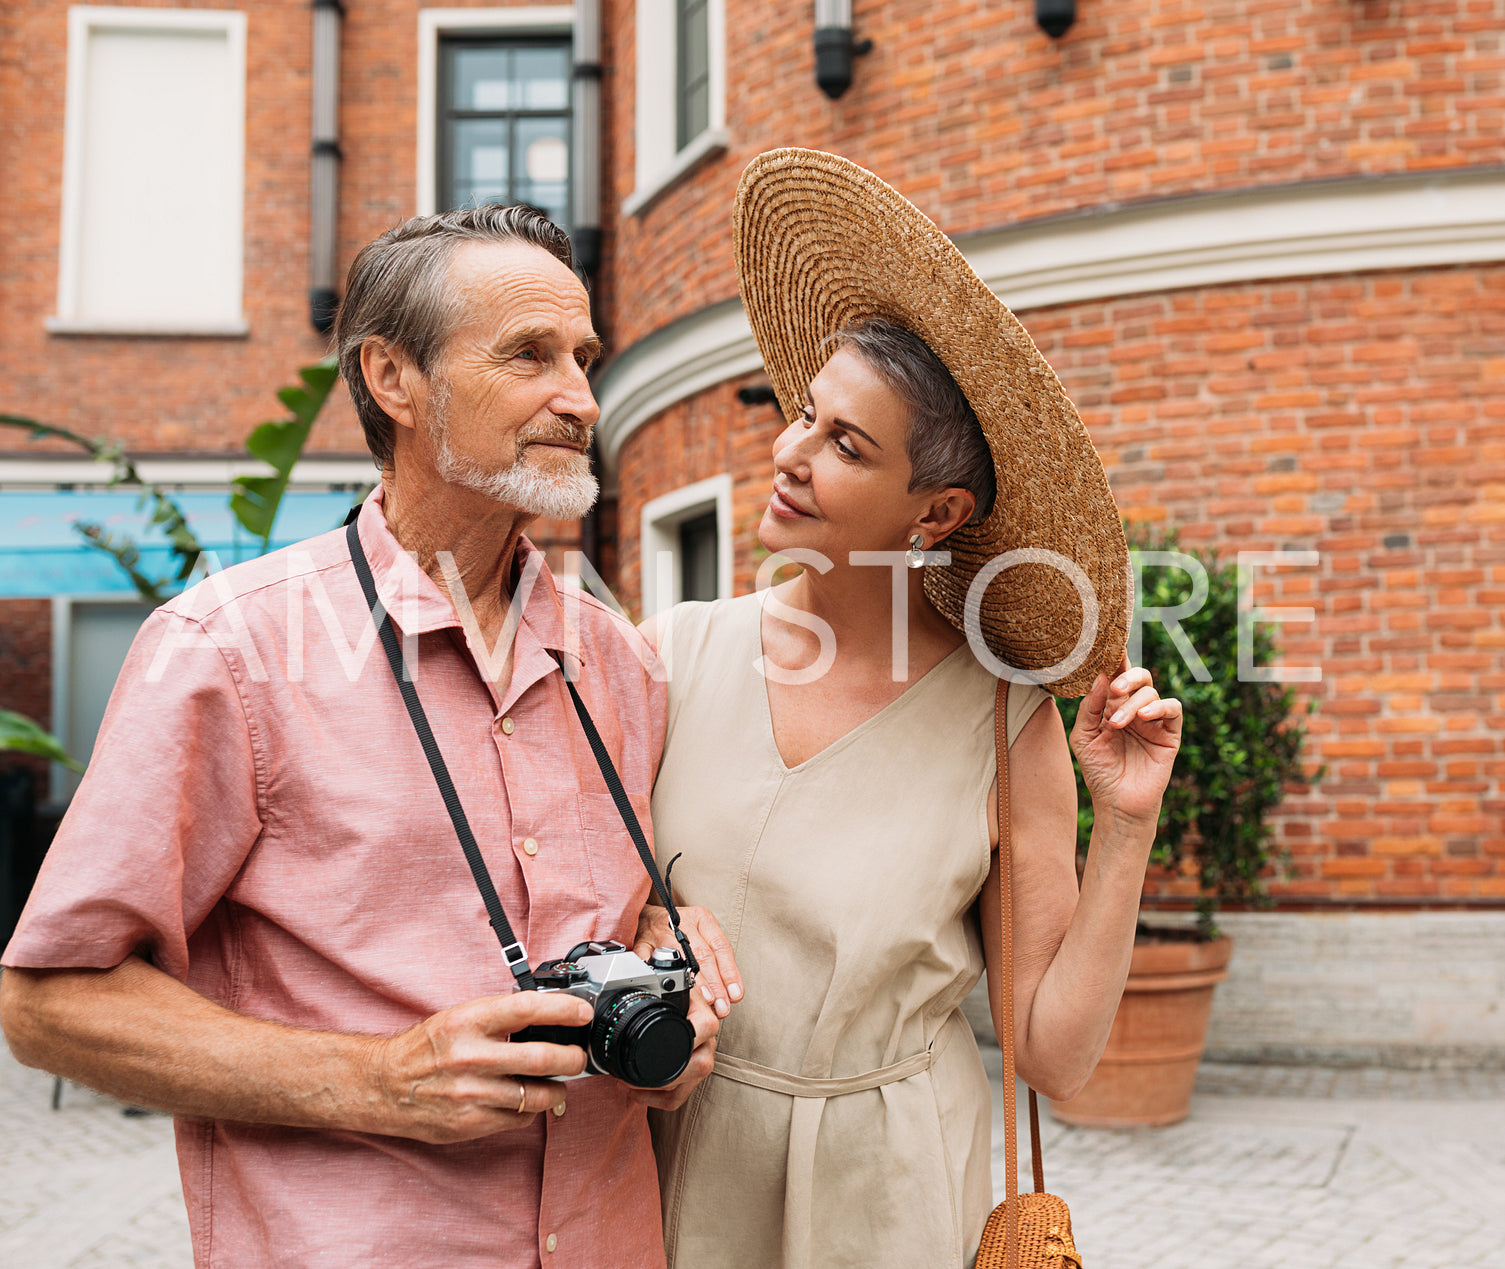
1059 524 1322 940
1 355 341 604
230 358 341 551
0 710 83 773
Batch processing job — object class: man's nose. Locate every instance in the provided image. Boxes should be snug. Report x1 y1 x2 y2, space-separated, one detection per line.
553 361 600 427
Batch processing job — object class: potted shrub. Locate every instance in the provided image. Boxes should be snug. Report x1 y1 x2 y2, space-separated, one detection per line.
1047 527 1321 1127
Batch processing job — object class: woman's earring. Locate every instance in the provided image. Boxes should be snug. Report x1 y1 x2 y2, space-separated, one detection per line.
906 534 926 570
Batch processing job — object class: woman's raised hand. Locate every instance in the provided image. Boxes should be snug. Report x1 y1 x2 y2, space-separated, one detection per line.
633 904 743 1019
1068 652 1183 829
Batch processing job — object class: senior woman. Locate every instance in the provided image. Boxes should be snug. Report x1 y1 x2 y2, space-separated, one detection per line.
633 151 1183 1269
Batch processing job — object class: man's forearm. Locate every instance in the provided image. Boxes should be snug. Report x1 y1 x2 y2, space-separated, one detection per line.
1 956 389 1132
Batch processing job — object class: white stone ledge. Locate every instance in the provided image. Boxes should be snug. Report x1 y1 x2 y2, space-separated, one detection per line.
0 456 377 489
45 316 251 338
594 167 1505 482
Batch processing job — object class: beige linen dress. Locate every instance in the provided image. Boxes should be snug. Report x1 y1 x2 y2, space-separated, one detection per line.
648 593 1049 1269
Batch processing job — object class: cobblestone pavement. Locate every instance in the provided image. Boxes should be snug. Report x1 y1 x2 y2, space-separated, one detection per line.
5 1041 1504 1267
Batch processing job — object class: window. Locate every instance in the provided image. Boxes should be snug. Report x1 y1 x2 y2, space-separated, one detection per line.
626 0 726 215
416 8 575 219
676 509 719 603
640 475 734 616
49 597 156 802
50 7 247 336
438 38 572 222
675 0 710 150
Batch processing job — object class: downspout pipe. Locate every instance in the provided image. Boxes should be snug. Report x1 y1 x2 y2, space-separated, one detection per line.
571 0 603 278
310 0 343 334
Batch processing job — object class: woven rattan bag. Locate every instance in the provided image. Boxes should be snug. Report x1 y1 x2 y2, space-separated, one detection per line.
975 680 1083 1269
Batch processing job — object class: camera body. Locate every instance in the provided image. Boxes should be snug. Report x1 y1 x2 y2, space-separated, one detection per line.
512 940 696 1088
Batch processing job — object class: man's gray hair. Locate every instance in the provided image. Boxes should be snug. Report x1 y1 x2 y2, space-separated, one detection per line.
829 318 997 526
334 205 577 467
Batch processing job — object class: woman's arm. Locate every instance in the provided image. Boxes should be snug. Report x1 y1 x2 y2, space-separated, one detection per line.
981 662 1181 1101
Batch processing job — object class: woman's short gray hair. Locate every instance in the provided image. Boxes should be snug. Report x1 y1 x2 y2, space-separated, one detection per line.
334 205 576 467
828 318 997 526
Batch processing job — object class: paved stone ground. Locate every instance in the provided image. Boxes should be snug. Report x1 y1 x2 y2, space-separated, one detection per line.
4 1041 1504 1267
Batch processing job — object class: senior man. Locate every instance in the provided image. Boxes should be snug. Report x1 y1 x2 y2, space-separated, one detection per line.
0 207 723 1267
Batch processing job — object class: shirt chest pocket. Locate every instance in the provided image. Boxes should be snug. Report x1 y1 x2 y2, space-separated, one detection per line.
576 790 655 939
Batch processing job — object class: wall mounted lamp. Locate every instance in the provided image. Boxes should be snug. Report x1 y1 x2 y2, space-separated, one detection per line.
309 0 343 334
813 0 873 100
1035 0 1076 39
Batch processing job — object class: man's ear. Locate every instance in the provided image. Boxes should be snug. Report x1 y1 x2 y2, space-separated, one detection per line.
360 338 426 435
914 487 977 546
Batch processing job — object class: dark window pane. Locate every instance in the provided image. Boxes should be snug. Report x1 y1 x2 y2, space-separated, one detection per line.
676 0 711 149
450 118 509 207
679 510 719 603
514 117 570 224
452 47 513 110
514 46 570 110
683 3 709 82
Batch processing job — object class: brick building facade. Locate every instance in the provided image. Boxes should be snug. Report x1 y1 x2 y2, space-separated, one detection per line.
2 0 1503 1056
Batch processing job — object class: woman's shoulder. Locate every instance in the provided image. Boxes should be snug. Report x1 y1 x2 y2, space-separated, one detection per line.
944 648 1054 747
649 594 761 681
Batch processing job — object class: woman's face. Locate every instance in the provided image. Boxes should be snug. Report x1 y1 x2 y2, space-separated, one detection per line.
758 345 938 564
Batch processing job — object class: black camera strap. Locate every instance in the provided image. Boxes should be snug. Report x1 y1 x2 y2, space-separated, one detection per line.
346 519 699 987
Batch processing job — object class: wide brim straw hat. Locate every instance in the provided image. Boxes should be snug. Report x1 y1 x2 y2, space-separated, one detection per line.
734 148 1131 698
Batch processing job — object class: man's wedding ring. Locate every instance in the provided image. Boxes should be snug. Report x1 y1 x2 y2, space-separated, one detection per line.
516 1084 527 1114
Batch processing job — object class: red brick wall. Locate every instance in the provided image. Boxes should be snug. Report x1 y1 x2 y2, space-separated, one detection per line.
0 600 54 799
616 264 1505 902
601 0 1505 349
0 0 569 459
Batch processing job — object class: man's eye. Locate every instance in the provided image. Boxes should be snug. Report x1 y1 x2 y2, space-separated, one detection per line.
800 409 815 426
517 347 540 361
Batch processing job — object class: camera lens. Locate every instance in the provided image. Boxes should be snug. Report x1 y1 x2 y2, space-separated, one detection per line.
591 989 695 1088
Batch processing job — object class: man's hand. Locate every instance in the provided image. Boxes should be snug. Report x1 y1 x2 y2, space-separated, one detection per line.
633 904 743 1019
625 988 719 1111
365 991 594 1144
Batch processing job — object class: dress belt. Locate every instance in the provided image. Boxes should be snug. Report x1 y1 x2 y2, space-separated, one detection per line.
709 1019 960 1269
712 1044 938 1097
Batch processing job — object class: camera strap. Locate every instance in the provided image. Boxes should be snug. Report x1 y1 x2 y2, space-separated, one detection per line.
346 519 699 988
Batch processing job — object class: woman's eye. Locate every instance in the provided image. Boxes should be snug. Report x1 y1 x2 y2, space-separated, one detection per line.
836 438 860 460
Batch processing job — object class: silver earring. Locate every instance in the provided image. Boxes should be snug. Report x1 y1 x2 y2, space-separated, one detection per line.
906 534 926 570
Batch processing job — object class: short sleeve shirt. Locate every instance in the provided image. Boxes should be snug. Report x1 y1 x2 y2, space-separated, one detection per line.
3 490 669 1269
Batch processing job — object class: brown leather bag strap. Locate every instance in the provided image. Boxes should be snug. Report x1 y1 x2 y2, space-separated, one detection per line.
991 678 1046 1269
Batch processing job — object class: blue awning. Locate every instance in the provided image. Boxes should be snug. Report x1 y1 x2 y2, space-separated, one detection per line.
0 490 363 597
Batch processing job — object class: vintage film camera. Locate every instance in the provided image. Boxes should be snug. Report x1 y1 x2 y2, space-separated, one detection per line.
513 940 696 1088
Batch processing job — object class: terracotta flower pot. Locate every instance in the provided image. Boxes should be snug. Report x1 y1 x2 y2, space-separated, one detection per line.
1047 934 1233 1128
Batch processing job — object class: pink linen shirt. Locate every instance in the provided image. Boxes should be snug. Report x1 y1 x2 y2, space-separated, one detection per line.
4 491 669 1268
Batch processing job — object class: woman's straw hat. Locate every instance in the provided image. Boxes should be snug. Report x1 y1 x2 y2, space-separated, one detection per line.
734 148 1130 698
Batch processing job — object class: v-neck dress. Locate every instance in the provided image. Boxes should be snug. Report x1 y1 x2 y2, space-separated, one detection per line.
647 592 1050 1269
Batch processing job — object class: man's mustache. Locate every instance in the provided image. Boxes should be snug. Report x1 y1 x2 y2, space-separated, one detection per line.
517 421 593 450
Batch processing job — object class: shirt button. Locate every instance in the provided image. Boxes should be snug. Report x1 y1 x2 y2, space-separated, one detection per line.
523 837 539 857
545 1234 558 1253
500 716 515 735
552 1102 566 1117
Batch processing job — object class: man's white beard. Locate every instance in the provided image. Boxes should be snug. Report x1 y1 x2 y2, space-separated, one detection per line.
429 375 599 521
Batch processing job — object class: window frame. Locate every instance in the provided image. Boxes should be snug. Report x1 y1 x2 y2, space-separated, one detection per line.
625 0 727 216
416 7 575 218
48 6 248 337
639 474 735 617
435 35 574 220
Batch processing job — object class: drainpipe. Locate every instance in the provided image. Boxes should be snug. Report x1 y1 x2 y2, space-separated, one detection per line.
309 0 343 334
571 0 602 278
